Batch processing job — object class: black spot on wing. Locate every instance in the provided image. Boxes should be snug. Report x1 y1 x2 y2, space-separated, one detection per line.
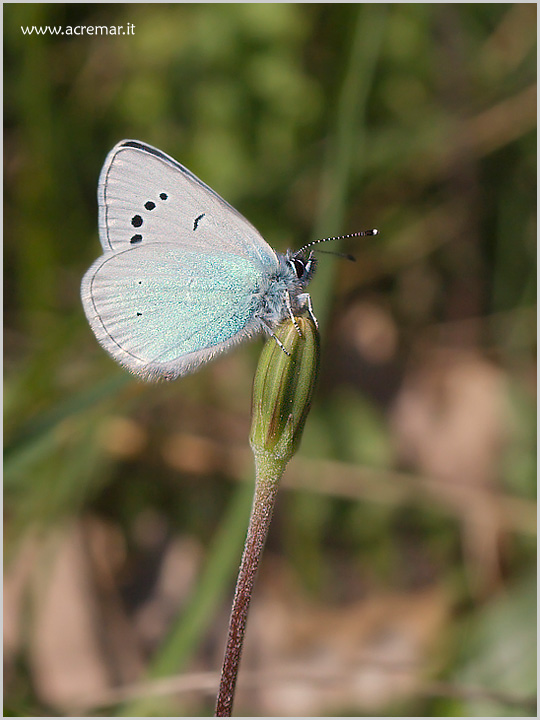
127 194 169 245
193 213 205 231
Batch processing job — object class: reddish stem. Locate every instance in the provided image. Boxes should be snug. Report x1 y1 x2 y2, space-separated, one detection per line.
214 475 280 717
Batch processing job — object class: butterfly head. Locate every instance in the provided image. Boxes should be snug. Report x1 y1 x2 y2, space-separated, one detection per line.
286 250 317 288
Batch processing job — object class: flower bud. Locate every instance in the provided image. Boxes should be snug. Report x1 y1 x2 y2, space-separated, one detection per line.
249 317 320 476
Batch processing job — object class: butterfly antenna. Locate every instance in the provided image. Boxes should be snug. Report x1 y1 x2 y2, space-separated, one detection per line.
316 249 357 262
293 229 379 258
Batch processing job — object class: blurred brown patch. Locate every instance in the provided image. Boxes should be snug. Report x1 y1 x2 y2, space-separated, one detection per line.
345 302 399 365
132 531 203 653
236 557 450 716
98 415 148 459
4 519 145 710
391 348 510 595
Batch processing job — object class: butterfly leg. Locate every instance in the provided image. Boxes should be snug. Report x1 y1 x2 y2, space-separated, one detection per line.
262 321 291 357
297 292 319 329
285 292 303 337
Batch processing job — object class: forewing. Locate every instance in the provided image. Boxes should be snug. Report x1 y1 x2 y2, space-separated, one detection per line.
98 140 277 270
81 243 264 380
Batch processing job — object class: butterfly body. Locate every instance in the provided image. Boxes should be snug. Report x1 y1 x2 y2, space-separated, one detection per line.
81 140 316 380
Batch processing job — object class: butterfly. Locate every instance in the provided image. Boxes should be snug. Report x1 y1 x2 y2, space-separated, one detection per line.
81 140 376 381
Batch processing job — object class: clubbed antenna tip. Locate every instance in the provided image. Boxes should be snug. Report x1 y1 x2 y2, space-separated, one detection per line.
294 228 379 257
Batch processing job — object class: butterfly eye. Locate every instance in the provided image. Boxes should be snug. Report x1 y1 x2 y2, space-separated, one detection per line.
291 258 306 279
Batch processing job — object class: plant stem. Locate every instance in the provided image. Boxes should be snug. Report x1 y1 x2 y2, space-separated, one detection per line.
215 318 319 716
214 468 281 717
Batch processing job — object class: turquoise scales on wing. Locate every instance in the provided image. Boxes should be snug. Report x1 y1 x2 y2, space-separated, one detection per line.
89 247 271 362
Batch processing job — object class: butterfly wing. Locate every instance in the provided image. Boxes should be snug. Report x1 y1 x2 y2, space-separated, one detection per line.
98 139 277 270
82 139 283 379
81 242 267 380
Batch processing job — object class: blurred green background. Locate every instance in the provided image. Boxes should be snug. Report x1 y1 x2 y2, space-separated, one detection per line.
4 3 536 717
